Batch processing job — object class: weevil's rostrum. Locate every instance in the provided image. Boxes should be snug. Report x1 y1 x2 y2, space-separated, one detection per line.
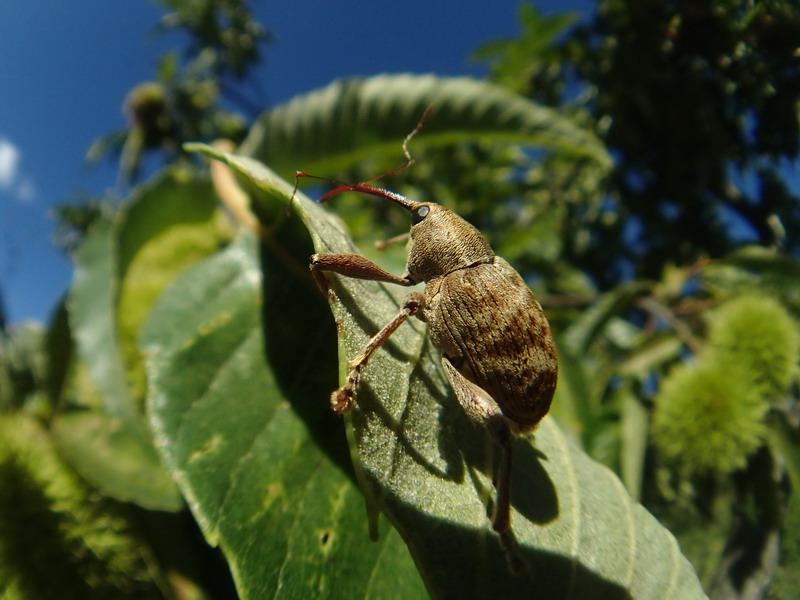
305 179 558 536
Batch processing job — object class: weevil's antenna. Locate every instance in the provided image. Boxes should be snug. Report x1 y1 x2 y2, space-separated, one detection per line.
292 105 434 209
363 104 434 184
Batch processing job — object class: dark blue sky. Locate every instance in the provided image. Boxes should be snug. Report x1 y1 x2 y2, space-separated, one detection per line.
0 0 588 325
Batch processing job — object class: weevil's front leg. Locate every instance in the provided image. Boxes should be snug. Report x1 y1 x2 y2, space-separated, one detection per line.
310 253 413 297
441 358 514 533
331 291 425 413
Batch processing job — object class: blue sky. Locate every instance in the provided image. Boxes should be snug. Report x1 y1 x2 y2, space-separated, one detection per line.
0 0 591 325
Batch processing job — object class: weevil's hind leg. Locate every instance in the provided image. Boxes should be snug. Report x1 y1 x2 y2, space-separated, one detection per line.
331 291 425 413
441 358 514 533
493 426 513 534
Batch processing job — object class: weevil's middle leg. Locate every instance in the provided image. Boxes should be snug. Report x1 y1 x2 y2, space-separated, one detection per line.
331 291 425 413
441 358 515 533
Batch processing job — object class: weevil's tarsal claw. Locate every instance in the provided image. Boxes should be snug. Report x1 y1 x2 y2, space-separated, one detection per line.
331 367 361 414
330 387 354 413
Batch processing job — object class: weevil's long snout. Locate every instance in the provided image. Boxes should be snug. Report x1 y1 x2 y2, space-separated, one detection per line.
294 172 421 211
319 183 421 211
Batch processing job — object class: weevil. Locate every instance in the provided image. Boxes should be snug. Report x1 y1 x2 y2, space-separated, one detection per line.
299 141 558 536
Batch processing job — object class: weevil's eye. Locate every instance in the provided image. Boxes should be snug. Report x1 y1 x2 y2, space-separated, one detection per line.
412 205 430 224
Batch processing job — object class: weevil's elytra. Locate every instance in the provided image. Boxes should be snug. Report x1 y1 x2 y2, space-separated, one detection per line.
298 137 558 539
425 256 558 431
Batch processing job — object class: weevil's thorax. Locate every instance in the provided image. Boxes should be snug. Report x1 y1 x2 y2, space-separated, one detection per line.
405 203 494 283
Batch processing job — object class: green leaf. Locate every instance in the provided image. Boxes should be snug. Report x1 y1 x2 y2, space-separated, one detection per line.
43 297 73 410
561 282 650 356
548 341 602 449
617 334 683 378
69 219 137 423
51 411 183 511
617 382 649 502
0 321 47 412
238 73 612 178
175 144 706 598
766 413 800 492
768 478 800 599
702 246 800 315
115 168 229 403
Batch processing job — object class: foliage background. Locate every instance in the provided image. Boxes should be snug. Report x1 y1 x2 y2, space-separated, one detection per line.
2 1 799 599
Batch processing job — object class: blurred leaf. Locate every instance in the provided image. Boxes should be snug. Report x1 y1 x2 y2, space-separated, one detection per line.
85 129 128 165
767 486 800 599
766 414 800 492
43 298 72 410
116 169 230 403
69 219 138 423
0 322 47 412
561 282 650 355
617 335 683 378
703 246 800 316
52 411 183 511
172 144 706 598
549 341 601 446
239 73 612 178
617 382 649 501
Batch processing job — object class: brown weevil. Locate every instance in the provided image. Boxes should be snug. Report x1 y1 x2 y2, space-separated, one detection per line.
298 128 558 536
